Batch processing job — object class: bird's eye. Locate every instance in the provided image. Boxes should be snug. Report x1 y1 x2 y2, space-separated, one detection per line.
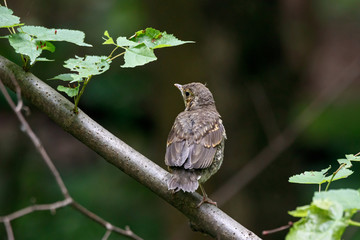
185 91 190 97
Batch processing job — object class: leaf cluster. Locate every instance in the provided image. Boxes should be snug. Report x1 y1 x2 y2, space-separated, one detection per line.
103 28 193 68
286 154 360 240
0 5 193 113
1 6 92 67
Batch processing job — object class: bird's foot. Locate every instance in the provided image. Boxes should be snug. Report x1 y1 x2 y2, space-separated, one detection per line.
196 196 217 208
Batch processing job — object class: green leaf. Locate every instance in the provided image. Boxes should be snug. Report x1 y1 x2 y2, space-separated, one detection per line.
35 58 54 62
337 158 352 168
288 205 310 218
8 32 41 64
21 26 92 47
102 30 115 45
121 44 157 68
0 6 21 28
286 189 360 240
324 168 354 182
346 154 360 162
314 189 360 210
63 55 111 77
8 26 90 64
286 205 349 240
312 199 344 220
129 27 194 49
289 166 331 184
116 36 139 47
50 73 80 82
39 41 56 53
57 85 79 97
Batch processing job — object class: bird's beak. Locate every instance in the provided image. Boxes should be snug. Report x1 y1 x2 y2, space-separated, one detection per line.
174 83 187 108
174 83 183 91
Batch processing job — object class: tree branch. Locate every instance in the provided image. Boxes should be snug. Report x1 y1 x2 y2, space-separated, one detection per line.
0 75 70 198
0 55 261 239
0 199 72 222
3 219 14 240
0 73 142 240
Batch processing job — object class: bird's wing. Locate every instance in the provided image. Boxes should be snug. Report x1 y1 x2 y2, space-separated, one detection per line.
184 120 225 169
165 122 187 167
165 111 225 169
165 139 192 167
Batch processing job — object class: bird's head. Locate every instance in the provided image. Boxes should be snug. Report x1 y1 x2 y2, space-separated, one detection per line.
174 82 215 111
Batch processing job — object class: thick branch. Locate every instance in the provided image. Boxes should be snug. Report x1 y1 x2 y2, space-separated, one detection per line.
0 55 261 240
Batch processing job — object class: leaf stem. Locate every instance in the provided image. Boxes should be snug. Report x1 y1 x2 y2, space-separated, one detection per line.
109 51 125 61
7 27 15 34
324 163 346 192
348 219 360 227
73 76 92 113
22 56 31 72
108 46 119 59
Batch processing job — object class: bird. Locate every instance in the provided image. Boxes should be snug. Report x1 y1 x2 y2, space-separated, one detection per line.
165 82 226 207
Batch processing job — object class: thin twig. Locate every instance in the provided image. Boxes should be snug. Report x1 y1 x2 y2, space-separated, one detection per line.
0 55 261 240
0 76 70 198
108 46 119 59
262 221 293 235
324 163 346 192
0 198 73 222
102 230 112 240
73 75 92 113
0 76 143 240
3 219 14 240
71 202 142 240
348 219 360 227
109 51 125 61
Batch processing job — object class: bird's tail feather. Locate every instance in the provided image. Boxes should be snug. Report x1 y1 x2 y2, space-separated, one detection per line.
167 169 199 193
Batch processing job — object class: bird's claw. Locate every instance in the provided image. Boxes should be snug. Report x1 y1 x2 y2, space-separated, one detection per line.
196 196 217 208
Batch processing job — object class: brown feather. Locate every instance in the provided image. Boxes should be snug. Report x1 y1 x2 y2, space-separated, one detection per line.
165 110 225 170
165 82 226 195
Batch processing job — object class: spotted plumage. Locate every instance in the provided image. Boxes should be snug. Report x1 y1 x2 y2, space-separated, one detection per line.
165 82 226 207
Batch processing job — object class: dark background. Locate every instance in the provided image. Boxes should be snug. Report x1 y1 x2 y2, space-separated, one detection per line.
1 0 360 239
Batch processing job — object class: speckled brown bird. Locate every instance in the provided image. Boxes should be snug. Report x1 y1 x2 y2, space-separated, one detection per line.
165 82 226 207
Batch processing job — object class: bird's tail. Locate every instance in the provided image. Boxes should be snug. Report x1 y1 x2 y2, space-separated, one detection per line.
167 169 199 193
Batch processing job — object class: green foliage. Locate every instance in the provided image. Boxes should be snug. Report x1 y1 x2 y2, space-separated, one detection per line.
130 27 194 49
289 166 332 185
1 5 193 113
51 56 110 101
286 154 360 239
1 6 92 67
21 26 92 47
55 55 111 80
0 5 22 28
122 44 157 68
287 189 360 240
6 27 92 65
102 28 194 68
288 165 353 185
57 85 80 98
289 154 359 188
7 33 41 64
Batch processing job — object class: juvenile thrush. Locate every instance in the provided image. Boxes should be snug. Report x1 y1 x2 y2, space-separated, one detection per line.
165 82 226 207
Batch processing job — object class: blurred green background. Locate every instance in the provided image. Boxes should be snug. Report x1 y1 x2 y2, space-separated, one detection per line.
1 0 360 239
